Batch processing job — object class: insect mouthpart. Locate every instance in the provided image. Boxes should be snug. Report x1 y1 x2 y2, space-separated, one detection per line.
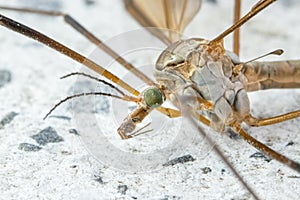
116 87 165 139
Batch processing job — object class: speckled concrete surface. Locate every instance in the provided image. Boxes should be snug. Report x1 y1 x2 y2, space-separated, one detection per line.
0 0 299 199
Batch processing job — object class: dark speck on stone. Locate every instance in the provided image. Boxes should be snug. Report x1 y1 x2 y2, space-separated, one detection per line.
49 115 71 120
160 195 182 200
201 167 212 174
69 128 79 135
0 70 11 88
84 0 96 6
0 111 18 129
280 0 297 7
18 143 42 152
228 128 240 140
250 152 272 162
206 0 218 4
93 174 104 184
163 154 195 167
288 175 300 178
286 141 294 146
117 185 128 195
31 127 64 145
221 169 226 174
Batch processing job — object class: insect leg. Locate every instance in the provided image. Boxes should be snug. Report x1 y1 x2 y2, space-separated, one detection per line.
233 0 241 56
232 123 300 173
0 14 140 96
156 107 181 118
246 110 300 127
0 6 155 86
0 14 186 123
183 108 260 200
211 0 276 44
117 100 211 140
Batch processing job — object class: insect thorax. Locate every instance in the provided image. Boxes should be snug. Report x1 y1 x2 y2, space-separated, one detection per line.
154 38 250 131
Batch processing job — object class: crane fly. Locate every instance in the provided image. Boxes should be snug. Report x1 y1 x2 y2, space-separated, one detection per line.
0 0 299 199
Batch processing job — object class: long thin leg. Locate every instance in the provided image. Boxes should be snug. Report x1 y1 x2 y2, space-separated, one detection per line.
0 10 178 121
156 107 181 118
232 123 300 173
211 0 275 44
183 109 259 200
246 110 300 126
0 6 155 86
233 0 241 56
0 14 141 96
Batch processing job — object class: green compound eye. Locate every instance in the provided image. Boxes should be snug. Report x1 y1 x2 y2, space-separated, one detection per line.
143 88 164 108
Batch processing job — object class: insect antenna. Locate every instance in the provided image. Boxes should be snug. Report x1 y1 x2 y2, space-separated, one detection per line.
60 72 126 96
43 75 141 120
43 92 140 120
44 92 124 120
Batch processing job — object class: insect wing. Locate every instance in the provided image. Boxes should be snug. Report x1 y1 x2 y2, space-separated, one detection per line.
124 0 202 45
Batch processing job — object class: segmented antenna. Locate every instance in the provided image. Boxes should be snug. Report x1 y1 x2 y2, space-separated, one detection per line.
44 72 141 119
61 72 126 95
43 92 127 120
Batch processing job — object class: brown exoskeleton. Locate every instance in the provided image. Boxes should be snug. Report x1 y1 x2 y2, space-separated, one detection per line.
0 0 299 199
118 0 300 174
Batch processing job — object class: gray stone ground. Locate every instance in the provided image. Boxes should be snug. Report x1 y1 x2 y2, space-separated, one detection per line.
0 0 299 199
